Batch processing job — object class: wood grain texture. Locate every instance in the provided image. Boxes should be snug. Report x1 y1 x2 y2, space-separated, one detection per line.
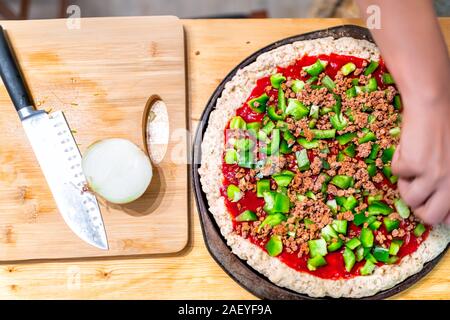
0 18 448 299
0 16 188 260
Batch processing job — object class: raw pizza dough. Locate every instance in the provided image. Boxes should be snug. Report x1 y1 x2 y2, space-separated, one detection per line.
199 36 450 298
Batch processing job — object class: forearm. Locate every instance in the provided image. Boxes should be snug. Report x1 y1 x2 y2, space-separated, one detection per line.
357 0 450 111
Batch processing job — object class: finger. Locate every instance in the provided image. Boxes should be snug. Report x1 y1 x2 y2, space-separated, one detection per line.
445 213 450 226
413 190 449 225
391 144 420 178
398 176 435 210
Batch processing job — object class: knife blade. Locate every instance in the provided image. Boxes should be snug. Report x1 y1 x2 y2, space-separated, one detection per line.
0 26 108 250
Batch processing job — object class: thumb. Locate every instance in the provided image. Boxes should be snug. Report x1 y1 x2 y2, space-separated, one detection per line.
391 144 417 178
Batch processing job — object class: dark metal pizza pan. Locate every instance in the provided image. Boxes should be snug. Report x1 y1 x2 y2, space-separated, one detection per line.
191 24 449 300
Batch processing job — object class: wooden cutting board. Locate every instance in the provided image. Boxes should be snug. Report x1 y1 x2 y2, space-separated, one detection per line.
0 16 188 261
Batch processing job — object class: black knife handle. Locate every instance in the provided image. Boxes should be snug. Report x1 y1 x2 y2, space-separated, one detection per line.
0 25 33 114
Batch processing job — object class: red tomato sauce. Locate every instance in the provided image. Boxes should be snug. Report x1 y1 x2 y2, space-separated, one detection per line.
221 54 428 280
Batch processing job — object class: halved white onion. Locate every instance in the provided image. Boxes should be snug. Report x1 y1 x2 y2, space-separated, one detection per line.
82 138 152 204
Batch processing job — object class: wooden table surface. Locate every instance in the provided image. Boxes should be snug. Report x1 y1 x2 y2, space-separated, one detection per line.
0 18 449 299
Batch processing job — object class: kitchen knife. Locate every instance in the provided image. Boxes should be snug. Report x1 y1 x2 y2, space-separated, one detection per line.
0 26 108 250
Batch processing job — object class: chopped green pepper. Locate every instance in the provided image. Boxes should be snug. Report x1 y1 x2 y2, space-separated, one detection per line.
261 119 275 135
237 149 254 168
393 95 402 110
256 179 271 198
394 198 410 219
270 73 286 89
296 149 310 171
311 129 336 139
353 212 367 227
366 253 378 264
414 223 426 237
321 225 339 242
389 127 401 137
346 238 361 250
263 191 290 214
326 199 338 214
382 73 395 84
328 239 344 252
235 210 258 222
321 159 331 170
341 195 359 211
345 108 355 123
389 239 403 256
356 246 365 262
360 228 374 248
266 235 283 257
291 79 305 93
364 60 379 76
330 175 354 189
307 255 327 271
278 87 287 113
322 75 336 91
382 165 398 184
306 75 319 84
358 130 377 144
258 213 287 231
303 59 327 76
335 196 346 207
227 184 242 202
373 246 389 263
346 86 357 98
383 218 400 233
367 194 383 204
297 138 319 149
360 259 376 275
283 130 296 147
248 93 269 113
275 120 288 131
336 132 357 145
303 191 315 201
343 143 356 158
246 121 261 132
309 104 320 119
367 163 377 177
368 200 393 216
340 62 356 76
280 140 293 154
365 78 378 92
308 119 317 129
367 114 376 124
272 170 295 187
332 220 348 234
224 149 238 164
308 238 328 257
270 129 281 156
330 113 348 131
336 151 346 162
343 247 356 272
381 146 396 163
234 138 253 151
367 143 380 161
286 99 309 120
369 220 382 230
230 116 247 130
267 106 285 121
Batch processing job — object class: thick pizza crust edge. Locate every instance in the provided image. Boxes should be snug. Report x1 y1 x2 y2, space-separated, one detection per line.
198 37 450 298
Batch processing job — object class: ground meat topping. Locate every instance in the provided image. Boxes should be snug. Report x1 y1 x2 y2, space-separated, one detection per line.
223 54 427 276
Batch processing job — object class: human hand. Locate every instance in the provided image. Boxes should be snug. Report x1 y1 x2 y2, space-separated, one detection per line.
392 90 450 225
